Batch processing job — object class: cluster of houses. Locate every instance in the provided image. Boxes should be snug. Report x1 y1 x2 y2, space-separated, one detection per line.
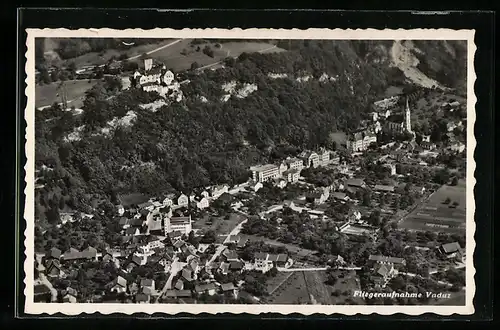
367 254 407 288
249 148 340 189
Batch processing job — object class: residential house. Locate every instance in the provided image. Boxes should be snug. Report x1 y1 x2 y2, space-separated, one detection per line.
135 293 150 304
125 227 141 237
119 217 131 229
229 261 244 272
330 152 340 165
307 188 330 205
195 196 210 210
383 163 397 176
345 178 366 189
368 255 406 269
45 259 62 278
45 247 62 260
219 262 230 275
254 252 273 273
125 255 143 272
177 193 189 208
438 242 463 260
222 250 240 263
174 279 184 290
283 169 300 183
140 279 155 293
117 204 125 216
250 164 280 183
318 148 330 166
299 151 320 168
210 184 230 199
273 177 287 189
373 184 395 193
284 157 304 172
194 283 217 296
269 254 288 268
331 192 349 201
221 282 238 299
128 283 139 295
165 289 192 300
278 162 288 176
248 181 263 192
162 193 176 207
182 268 194 282
62 292 77 303
371 263 397 288
109 276 127 293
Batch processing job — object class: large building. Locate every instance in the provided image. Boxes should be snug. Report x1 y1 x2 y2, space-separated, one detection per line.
164 215 192 235
346 129 377 152
284 157 304 172
132 59 182 100
383 98 413 134
299 151 320 168
250 164 280 183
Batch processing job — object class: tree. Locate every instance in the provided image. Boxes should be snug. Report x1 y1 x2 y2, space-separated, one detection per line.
190 62 200 70
450 176 459 186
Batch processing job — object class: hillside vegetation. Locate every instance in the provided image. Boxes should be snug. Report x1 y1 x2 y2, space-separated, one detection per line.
34 39 468 229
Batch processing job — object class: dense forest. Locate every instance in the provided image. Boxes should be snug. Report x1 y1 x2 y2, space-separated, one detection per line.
34 39 467 233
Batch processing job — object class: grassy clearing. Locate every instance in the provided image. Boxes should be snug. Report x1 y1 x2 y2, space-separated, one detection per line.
35 79 99 108
50 39 173 68
327 270 364 305
400 180 467 234
267 271 310 305
192 212 246 235
143 40 285 72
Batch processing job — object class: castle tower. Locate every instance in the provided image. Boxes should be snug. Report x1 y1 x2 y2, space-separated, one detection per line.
404 97 412 133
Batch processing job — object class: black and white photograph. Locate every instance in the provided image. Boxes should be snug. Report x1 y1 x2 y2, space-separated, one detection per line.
24 28 476 315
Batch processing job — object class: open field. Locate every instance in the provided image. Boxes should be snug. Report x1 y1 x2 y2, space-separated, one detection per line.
140 39 285 72
35 79 99 108
399 180 466 234
244 235 316 258
266 271 310 305
192 212 246 235
266 270 363 305
46 39 174 68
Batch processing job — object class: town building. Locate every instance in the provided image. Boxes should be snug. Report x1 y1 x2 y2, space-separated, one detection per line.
346 129 377 152
176 193 189 208
284 157 304 172
273 177 287 189
299 151 320 168
250 164 280 183
283 169 300 183
318 148 330 166
438 242 463 260
383 98 413 135
164 215 192 235
254 252 274 273
209 184 230 199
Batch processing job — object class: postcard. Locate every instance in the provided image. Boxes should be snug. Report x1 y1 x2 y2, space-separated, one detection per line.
24 27 476 315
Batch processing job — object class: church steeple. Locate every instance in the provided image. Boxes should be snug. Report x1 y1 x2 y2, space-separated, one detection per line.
404 97 412 133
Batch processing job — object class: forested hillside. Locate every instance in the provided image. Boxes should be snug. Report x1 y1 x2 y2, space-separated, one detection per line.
34 39 468 228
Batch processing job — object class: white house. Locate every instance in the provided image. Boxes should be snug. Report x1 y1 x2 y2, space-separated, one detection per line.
177 193 189 208
196 197 210 210
109 276 127 293
253 252 273 273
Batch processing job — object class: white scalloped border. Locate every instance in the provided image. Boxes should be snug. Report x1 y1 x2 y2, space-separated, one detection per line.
24 28 477 316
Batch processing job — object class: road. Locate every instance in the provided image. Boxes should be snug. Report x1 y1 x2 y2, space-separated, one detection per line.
277 266 362 272
156 257 183 302
39 273 58 302
126 39 182 61
205 217 248 268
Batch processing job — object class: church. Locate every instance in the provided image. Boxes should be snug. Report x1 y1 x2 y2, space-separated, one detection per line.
383 98 413 135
